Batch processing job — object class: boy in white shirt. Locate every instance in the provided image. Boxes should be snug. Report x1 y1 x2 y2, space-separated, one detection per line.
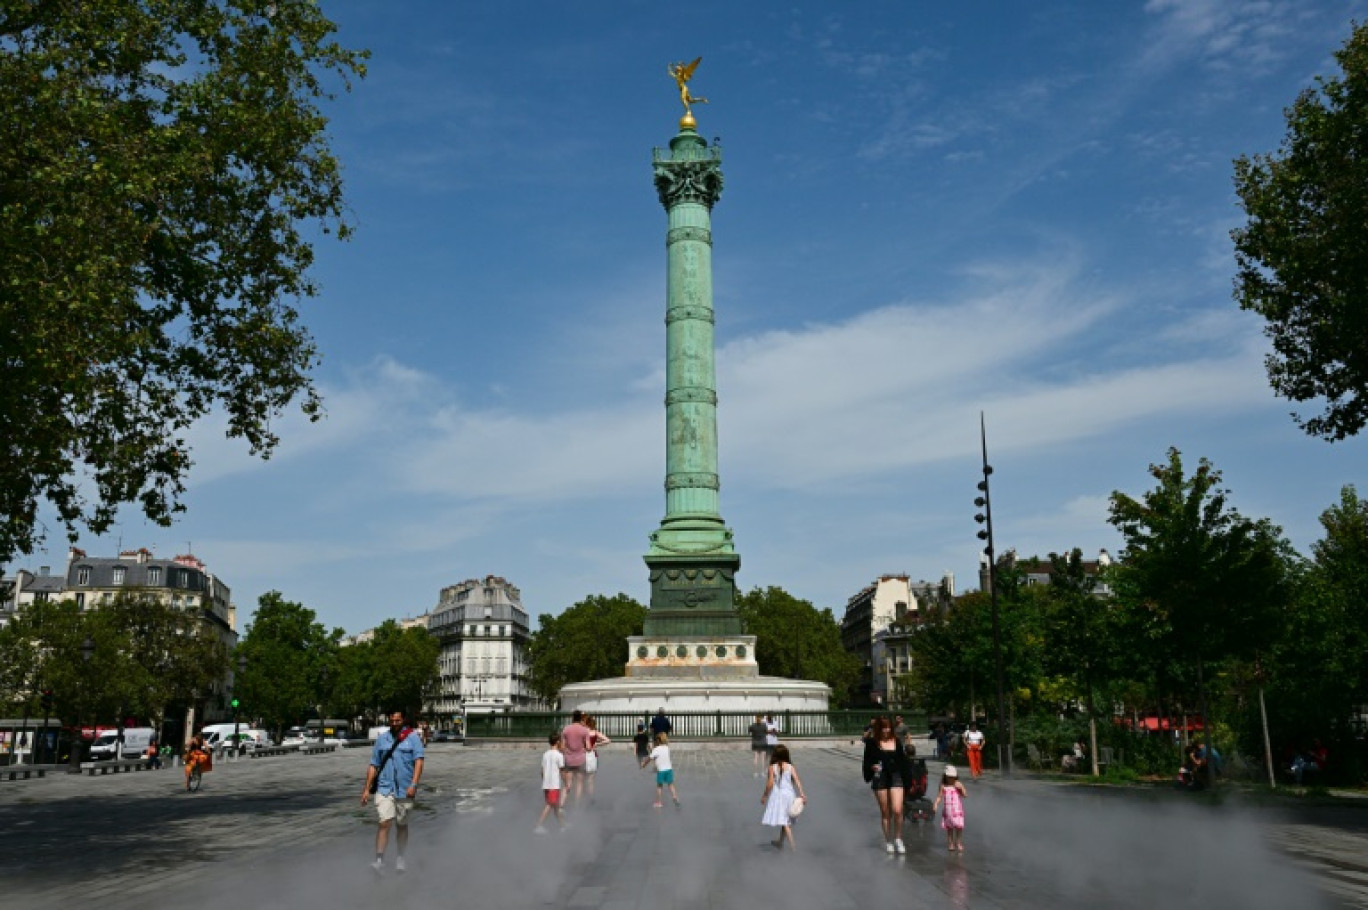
647 733 680 808
535 732 566 833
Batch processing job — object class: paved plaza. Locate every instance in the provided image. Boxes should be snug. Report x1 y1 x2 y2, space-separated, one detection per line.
0 743 1364 908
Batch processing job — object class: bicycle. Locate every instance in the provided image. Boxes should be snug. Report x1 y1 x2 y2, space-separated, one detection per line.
184 748 211 792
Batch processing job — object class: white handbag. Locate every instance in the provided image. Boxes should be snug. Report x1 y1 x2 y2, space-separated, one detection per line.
788 796 805 818
585 751 598 773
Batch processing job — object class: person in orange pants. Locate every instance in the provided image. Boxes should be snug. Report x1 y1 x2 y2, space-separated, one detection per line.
964 722 985 779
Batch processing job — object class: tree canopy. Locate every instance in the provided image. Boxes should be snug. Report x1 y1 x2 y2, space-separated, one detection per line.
736 586 862 705
234 591 338 736
0 590 227 728
331 619 440 724
1232 21 1368 441
526 594 646 706
0 1 367 562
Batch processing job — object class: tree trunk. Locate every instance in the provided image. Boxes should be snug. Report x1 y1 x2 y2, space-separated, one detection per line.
1259 685 1276 789
1197 658 1216 789
1087 677 1100 778
1008 698 1016 774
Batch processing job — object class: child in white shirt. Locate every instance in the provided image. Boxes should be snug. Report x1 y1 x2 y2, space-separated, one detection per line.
535 732 565 833
647 733 679 808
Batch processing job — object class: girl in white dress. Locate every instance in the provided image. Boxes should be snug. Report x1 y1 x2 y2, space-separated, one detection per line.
760 744 807 850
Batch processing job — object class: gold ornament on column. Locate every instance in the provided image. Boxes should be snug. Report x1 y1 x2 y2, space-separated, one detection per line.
668 56 708 129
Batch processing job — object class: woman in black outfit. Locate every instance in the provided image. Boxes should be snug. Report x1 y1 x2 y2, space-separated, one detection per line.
862 716 913 853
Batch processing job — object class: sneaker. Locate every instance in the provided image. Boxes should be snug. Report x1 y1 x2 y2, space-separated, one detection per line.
370 858 385 876
885 842 895 854
395 856 407 874
653 801 664 808
894 839 906 854
533 826 548 835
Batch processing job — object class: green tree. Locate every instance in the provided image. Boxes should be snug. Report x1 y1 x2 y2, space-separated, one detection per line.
1231 22 1368 440
735 586 862 705
328 621 438 725
902 591 995 717
0 591 227 747
0 1 368 563
526 594 647 706
367 620 440 720
1109 448 1293 786
1265 486 1368 780
235 592 337 739
1039 549 1123 775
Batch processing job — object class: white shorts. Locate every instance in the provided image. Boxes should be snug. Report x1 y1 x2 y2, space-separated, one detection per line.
375 793 413 825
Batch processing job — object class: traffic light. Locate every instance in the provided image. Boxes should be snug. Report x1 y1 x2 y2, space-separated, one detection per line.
40 689 54 712
230 697 240 710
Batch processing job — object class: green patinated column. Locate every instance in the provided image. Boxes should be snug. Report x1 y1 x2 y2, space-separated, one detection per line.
643 124 742 637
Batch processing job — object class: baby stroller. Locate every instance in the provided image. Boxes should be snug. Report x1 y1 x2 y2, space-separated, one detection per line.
904 757 934 822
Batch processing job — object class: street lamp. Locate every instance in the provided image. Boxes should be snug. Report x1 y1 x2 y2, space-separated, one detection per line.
68 635 94 771
231 654 246 758
973 412 1010 777
317 664 329 743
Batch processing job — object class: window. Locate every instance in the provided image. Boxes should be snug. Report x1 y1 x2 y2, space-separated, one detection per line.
77 566 91 585
75 593 84 609
112 566 126 585
101 593 111 605
147 567 162 585
499 625 507 637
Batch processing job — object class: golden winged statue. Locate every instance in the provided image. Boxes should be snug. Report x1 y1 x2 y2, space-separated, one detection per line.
668 56 708 122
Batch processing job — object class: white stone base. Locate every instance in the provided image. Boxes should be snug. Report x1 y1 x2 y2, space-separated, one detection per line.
559 674 830 714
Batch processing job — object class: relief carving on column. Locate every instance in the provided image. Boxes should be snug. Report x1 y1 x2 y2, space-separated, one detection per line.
665 305 715 325
666 226 713 246
665 472 720 491
664 387 718 405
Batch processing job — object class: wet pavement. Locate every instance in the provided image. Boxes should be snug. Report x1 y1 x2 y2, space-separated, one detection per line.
0 743 1361 908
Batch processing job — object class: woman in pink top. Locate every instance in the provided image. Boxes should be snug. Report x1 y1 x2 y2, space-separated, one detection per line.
559 710 593 808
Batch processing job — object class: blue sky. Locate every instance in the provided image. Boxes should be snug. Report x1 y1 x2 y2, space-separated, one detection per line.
26 1 1368 635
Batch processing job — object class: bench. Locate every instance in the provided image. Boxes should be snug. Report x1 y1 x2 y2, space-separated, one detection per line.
248 746 299 759
300 744 337 755
1 765 49 781
80 759 150 776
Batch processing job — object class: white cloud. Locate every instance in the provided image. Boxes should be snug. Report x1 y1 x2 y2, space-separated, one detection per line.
183 257 1274 518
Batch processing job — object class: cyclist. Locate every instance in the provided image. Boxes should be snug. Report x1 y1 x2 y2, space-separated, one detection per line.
183 733 211 791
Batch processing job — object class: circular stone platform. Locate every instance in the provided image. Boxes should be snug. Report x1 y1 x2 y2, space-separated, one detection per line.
558 674 830 714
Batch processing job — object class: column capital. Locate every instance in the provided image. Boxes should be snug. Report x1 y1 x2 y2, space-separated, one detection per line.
653 134 724 210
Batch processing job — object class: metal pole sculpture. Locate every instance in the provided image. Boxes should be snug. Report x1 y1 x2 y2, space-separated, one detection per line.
974 413 1011 777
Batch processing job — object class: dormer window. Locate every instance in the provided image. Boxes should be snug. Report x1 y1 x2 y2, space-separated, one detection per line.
147 567 162 585
77 566 91 585
112 566 126 585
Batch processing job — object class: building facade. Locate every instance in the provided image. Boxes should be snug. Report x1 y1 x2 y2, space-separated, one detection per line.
424 575 537 722
1 547 239 722
841 572 955 706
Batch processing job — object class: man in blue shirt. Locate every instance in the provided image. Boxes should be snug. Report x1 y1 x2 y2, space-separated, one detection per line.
650 707 673 738
360 710 425 875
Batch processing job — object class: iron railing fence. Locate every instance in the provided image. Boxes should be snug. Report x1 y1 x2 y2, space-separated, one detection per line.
465 710 926 740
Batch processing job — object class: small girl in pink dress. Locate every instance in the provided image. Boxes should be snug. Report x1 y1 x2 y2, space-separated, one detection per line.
932 765 967 852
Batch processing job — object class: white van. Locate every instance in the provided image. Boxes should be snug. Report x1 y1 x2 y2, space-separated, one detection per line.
201 723 264 753
89 727 156 761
